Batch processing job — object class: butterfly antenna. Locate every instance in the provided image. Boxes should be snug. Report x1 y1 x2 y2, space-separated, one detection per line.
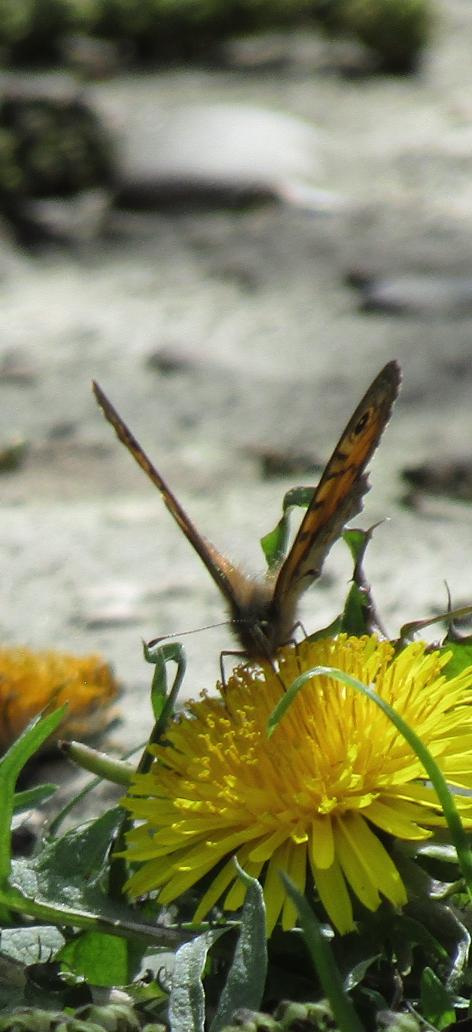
147 620 236 649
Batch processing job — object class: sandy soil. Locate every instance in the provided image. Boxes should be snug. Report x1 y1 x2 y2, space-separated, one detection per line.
2 0 472 769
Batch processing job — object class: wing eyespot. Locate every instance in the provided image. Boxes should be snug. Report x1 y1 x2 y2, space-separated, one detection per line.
353 410 371 436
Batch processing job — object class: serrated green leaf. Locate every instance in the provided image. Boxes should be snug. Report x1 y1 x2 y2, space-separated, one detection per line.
169 929 227 1032
420 967 455 1029
5 856 187 947
35 808 122 885
0 808 188 947
59 930 129 986
210 863 267 1032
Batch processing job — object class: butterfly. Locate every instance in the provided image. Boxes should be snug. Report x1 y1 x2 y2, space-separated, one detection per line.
93 360 401 660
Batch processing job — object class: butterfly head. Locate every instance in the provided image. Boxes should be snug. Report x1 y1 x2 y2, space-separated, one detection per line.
226 576 298 660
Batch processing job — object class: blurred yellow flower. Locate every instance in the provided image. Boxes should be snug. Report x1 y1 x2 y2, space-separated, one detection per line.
0 646 119 751
122 634 472 935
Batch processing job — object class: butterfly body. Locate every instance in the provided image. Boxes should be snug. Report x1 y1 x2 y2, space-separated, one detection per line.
93 360 401 660
211 568 297 658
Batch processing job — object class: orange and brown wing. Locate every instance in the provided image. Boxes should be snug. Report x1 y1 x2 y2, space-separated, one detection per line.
93 382 245 613
274 360 401 607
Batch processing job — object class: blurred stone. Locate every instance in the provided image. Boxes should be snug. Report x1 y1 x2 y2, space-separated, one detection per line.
348 271 472 317
60 34 126 80
402 459 472 503
28 189 112 242
0 350 36 384
115 103 338 212
146 347 198 376
219 32 293 70
247 444 322 480
80 579 145 629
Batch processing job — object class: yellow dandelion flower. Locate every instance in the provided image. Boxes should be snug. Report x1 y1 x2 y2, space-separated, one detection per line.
0 646 119 751
122 634 472 936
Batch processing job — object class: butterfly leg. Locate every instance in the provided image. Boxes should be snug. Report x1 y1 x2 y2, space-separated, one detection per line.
219 649 249 687
286 619 308 646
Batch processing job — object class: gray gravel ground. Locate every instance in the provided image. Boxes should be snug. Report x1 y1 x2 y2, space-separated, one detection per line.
1 0 472 770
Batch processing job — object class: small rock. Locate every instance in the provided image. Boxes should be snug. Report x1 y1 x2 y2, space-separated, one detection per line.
60 34 126 80
402 458 472 503
146 347 197 375
115 103 330 212
80 580 144 629
247 444 322 479
0 350 36 384
348 270 472 317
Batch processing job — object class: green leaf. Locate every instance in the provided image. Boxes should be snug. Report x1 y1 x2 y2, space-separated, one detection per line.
4 855 187 947
420 966 455 1029
343 953 381 992
0 809 188 948
282 875 365 1032
415 842 460 864
342 527 368 564
0 926 65 966
260 512 291 571
341 582 369 636
282 486 316 510
268 666 324 736
13 785 57 813
395 914 448 963
402 897 470 987
210 862 267 1032
59 929 129 986
440 640 472 679
34 808 122 886
169 929 227 1032
0 707 66 891
341 526 384 636
260 486 314 571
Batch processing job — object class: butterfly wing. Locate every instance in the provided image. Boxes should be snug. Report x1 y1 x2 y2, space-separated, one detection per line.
273 360 402 613
93 382 246 616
